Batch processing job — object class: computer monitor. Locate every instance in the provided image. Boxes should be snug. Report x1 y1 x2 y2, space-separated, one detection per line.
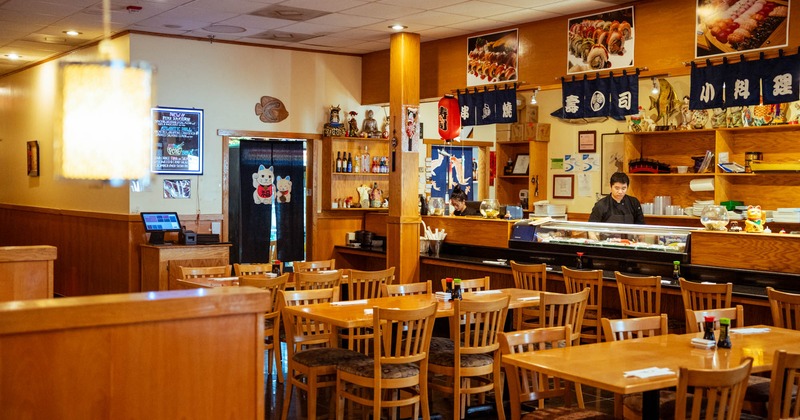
141 212 182 244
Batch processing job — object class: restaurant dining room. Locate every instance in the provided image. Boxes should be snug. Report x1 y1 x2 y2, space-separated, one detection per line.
3 0 800 419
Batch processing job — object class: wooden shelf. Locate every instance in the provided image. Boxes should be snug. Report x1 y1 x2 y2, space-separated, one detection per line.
324 136 391 211
332 172 389 177
329 208 387 211
497 175 529 179
625 125 800 210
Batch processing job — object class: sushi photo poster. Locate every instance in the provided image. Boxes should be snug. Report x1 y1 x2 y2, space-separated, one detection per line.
695 0 789 58
466 29 518 87
567 6 635 74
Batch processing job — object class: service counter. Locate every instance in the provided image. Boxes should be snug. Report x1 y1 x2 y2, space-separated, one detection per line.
140 243 231 291
0 245 56 301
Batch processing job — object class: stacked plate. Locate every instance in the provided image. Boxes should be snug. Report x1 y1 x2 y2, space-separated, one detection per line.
692 200 715 216
773 208 800 223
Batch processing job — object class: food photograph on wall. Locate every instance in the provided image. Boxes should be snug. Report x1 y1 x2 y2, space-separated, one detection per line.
466 29 518 86
567 6 635 74
695 0 789 58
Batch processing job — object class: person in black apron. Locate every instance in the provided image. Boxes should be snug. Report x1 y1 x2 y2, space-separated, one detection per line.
589 172 645 224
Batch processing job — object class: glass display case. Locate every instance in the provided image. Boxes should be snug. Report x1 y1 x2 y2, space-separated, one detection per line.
510 220 700 263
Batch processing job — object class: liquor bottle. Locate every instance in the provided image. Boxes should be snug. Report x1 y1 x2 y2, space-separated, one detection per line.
453 278 462 300
717 318 732 348
672 261 681 285
336 151 342 173
347 153 353 173
576 252 584 269
362 145 370 172
372 156 378 173
472 157 478 181
354 154 360 173
445 277 453 300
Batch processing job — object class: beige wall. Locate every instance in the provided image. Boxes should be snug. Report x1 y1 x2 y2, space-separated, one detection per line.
0 34 364 217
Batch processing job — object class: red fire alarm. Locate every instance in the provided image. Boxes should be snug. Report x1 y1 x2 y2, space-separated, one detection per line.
126 5 142 12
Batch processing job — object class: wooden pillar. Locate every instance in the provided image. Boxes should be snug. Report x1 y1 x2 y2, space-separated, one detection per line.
386 32 420 284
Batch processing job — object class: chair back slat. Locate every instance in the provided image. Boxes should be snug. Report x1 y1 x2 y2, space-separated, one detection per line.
377 303 437 366
452 297 509 356
382 280 431 297
767 287 800 330
500 326 574 418
347 267 395 300
233 263 272 276
179 265 231 279
680 278 732 310
279 288 338 356
295 270 342 290
538 288 589 345
768 350 800 420
685 305 744 333
602 314 668 342
510 261 547 291
239 273 289 312
292 259 335 273
439 276 490 293
675 357 753 420
615 271 662 318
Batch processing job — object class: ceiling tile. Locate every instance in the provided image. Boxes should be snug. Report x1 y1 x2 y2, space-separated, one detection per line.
1 0 86 15
483 0 561 7
277 21 346 35
418 26 472 40
217 14 295 31
305 13 383 28
533 0 615 15
277 0 369 13
154 7 240 23
434 1 519 18
341 3 424 20
446 18 506 32
175 0 266 14
490 8 558 23
0 9 62 26
331 27 390 42
375 0 466 9
398 10 474 27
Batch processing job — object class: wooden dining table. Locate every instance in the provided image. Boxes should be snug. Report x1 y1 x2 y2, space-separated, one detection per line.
282 288 541 330
502 325 800 419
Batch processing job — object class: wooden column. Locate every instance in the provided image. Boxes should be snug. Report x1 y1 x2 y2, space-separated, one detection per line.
387 32 421 284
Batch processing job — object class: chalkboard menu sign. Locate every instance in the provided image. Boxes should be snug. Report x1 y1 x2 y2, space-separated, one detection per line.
151 107 204 174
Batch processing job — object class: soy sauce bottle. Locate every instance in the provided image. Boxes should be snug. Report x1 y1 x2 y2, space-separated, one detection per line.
444 278 453 300
453 278 462 300
717 317 732 349
703 315 716 341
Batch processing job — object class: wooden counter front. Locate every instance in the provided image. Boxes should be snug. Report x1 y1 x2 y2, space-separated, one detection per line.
0 245 56 301
691 230 800 274
0 287 268 419
140 243 231 291
364 212 514 248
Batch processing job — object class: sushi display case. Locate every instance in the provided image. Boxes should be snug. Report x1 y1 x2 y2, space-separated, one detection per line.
509 220 700 264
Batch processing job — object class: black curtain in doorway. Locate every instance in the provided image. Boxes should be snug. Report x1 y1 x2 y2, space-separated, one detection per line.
237 140 304 263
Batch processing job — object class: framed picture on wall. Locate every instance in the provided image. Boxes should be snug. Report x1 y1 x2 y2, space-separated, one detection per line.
512 153 530 175
600 132 625 195
27 140 39 177
578 131 596 153
553 174 574 199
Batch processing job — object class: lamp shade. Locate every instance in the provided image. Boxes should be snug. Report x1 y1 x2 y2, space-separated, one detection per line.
437 94 461 140
60 60 153 181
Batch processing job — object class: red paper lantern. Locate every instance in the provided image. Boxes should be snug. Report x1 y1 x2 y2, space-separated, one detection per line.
437 94 461 140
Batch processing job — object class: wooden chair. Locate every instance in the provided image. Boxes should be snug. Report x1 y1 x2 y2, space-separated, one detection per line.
684 305 745 333
239 273 289 383
675 357 753 420
382 280 432 297
341 267 395 353
233 263 272 276
294 269 343 290
499 326 613 420
602 314 671 420
767 350 800 420
439 276 490 293
679 278 732 330
767 287 800 330
510 261 547 330
335 303 438 420
179 265 232 279
562 266 604 343
615 271 662 318
292 259 336 273
279 288 353 420
428 296 509 420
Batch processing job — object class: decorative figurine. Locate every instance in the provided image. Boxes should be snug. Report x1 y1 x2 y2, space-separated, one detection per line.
357 184 370 209
711 108 727 128
381 115 390 139
361 109 380 138
744 205 765 233
691 109 709 129
678 96 692 130
727 106 744 127
323 105 346 137
347 111 359 137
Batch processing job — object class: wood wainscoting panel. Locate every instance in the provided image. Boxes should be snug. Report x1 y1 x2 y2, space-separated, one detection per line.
691 230 800 274
0 245 56 301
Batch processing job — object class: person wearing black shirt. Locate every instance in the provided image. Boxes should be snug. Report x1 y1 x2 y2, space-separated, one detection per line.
450 185 479 216
589 172 645 224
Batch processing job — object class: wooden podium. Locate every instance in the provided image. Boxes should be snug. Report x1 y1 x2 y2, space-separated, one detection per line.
140 243 231 291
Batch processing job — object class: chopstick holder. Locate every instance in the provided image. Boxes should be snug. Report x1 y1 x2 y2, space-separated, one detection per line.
472 290 502 295
623 367 675 379
731 327 770 334
330 299 368 306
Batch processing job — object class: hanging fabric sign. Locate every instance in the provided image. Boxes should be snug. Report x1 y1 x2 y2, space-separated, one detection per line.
690 61 724 110
583 76 609 119
493 87 517 124
723 60 761 107
761 54 800 104
561 77 586 119
609 71 638 120
457 90 476 127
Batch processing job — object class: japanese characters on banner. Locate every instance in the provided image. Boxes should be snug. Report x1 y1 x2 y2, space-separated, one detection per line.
690 53 800 110
458 86 517 127
559 71 639 120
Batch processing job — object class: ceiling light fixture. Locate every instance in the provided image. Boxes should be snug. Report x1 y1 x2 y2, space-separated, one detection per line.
59 0 153 184
651 77 660 95
5 54 21 60
63 30 81 36
389 24 407 31
530 87 539 105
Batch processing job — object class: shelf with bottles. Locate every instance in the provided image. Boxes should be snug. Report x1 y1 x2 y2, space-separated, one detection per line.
324 136 391 211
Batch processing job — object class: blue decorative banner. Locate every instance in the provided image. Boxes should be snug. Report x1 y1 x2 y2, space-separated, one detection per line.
690 61 724 110
761 54 800 105
723 60 760 107
609 71 638 119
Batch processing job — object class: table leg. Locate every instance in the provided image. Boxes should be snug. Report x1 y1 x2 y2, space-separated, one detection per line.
642 390 660 420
